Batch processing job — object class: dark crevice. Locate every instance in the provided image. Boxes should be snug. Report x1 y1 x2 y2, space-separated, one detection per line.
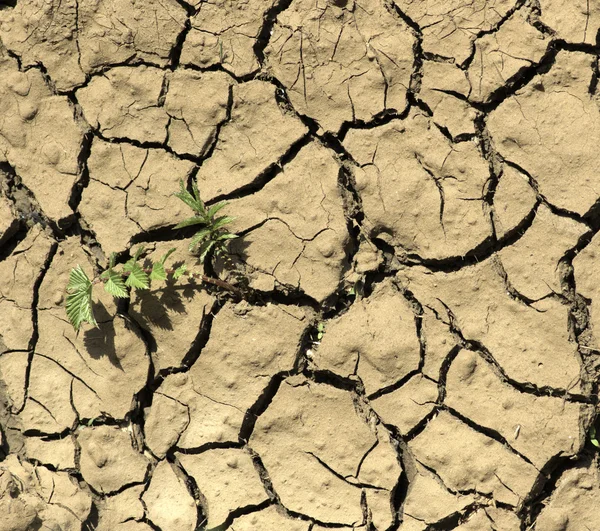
170 452 209 530
253 0 296 66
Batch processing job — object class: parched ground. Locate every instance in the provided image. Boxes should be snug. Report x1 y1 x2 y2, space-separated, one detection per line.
0 0 600 530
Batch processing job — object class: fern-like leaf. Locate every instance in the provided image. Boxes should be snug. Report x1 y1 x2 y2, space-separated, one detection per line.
174 179 205 214
102 269 128 298
211 216 235 231
125 262 150 289
173 264 187 280
174 216 209 229
149 261 167 281
66 266 97 331
188 228 212 252
197 240 216 263
206 201 228 219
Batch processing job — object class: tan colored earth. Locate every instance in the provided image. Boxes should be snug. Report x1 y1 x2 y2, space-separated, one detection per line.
0 1 599 530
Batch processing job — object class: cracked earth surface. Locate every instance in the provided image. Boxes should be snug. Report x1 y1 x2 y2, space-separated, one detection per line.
0 0 600 530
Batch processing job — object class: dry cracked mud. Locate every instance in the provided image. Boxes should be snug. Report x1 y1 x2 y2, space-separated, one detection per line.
0 0 600 530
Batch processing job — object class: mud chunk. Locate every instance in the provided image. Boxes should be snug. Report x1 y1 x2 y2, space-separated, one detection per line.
19 355 76 434
573 232 600 349
159 302 306 448
498 205 587 300
446 350 586 468
196 80 308 201
314 279 421 395
250 380 400 525
128 241 216 372
178 448 268 530
420 61 476 137
37 238 149 420
143 393 190 458
77 66 168 143
0 455 92 530
0 351 28 412
80 142 195 255
143 460 196 531
0 64 86 222
265 0 414 132
181 0 278 77
96 485 146 529
0 0 84 91
493 165 538 238
488 51 600 216
78 425 150 494
539 0 600 44
397 260 581 391
78 0 187 73
394 0 515 63
409 411 538 506
229 505 309 530
455 507 521 530
345 112 491 260
467 10 549 102
224 142 349 302
535 461 600 530
165 70 233 157
401 464 474 529
372 374 438 434
23 435 76 470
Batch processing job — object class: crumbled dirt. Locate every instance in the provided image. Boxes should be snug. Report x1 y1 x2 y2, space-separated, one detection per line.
1 1 600 530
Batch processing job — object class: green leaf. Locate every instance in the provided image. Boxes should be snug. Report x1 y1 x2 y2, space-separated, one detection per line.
191 178 204 212
173 264 187 280
174 179 204 214
133 245 146 261
215 233 237 241
198 240 216 263
149 261 167 281
66 266 97 331
207 201 228 219
211 216 235 231
160 248 176 266
174 216 209 229
125 262 149 289
108 252 117 270
591 425 600 448
103 269 128 298
188 228 212 252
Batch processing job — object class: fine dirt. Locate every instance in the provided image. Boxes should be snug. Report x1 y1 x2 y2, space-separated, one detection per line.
0 1 599 530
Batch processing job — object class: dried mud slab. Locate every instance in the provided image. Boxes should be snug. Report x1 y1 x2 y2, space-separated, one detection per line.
265 0 414 132
409 411 538 507
196 80 308 201
250 379 400 526
398 259 582 391
346 111 491 260
454 507 521 530
181 0 277 77
230 505 309 530
95 484 146 529
79 140 195 255
151 301 307 449
538 0 600 44
573 232 600 349
78 425 150 494
224 142 350 301
466 10 549 103
534 460 600 530
394 0 516 63
0 0 187 91
446 349 587 468
0 53 86 222
178 448 268 529
0 227 54 354
143 459 197 531
0 454 92 530
313 278 421 395
488 50 600 216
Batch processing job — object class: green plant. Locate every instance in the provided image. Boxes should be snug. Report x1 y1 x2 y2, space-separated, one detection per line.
65 180 237 331
591 424 600 449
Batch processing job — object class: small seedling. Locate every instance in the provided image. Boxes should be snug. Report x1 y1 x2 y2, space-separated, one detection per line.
316 322 325 341
65 180 238 331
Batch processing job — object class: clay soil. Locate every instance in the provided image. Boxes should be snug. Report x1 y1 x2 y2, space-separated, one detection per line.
1 0 600 530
